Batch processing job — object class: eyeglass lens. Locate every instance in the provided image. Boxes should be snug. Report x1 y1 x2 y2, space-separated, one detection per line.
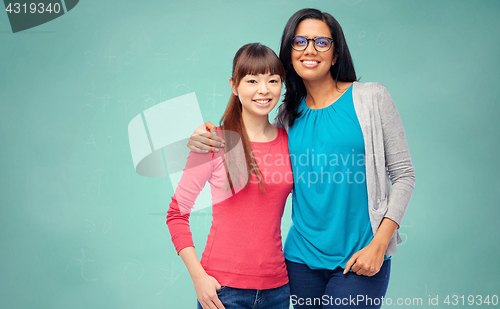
292 36 332 52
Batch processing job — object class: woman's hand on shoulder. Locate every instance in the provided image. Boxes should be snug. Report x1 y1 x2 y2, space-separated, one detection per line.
187 122 225 153
192 272 226 309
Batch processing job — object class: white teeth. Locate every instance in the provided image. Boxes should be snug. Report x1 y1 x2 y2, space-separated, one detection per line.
254 99 270 104
303 61 318 65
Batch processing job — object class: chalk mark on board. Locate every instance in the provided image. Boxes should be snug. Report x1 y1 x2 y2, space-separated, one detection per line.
119 97 135 118
84 80 96 108
83 168 108 197
156 52 168 61
94 168 107 197
84 219 96 233
85 51 95 66
105 45 117 66
398 233 407 246
96 94 113 118
188 51 199 66
175 84 191 95
358 31 366 46
125 51 135 65
103 218 112 234
142 94 156 117
105 136 113 152
84 134 97 149
158 87 168 103
65 249 98 281
122 259 144 284
85 93 94 108
205 82 223 116
156 261 186 295
120 170 131 186
376 32 386 45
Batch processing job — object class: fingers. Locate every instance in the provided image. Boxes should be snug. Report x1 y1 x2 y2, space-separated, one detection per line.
213 296 226 309
187 143 211 153
351 261 362 274
349 261 380 277
200 300 217 309
343 255 357 274
204 121 216 131
206 131 225 148
188 123 224 154
199 295 225 309
202 122 224 147
199 299 216 309
187 133 225 153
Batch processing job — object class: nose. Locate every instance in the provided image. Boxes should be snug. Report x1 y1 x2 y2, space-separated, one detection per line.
304 39 317 55
257 81 270 94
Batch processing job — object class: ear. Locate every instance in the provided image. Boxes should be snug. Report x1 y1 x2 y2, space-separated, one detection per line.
229 78 238 96
332 53 339 66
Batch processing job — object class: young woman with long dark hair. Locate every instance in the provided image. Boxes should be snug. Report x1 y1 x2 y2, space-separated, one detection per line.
167 43 292 309
187 8 415 309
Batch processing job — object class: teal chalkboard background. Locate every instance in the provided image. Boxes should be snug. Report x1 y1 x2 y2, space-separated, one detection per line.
1 0 499 308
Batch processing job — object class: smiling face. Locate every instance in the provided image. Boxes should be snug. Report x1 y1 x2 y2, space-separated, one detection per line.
230 73 282 120
291 19 338 83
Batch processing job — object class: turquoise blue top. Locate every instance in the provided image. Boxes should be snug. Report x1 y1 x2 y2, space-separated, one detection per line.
284 85 385 270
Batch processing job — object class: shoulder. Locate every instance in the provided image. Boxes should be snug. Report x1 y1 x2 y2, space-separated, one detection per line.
276 126 288 137
352 81 389 95
353 82 394 109
275 126 289 144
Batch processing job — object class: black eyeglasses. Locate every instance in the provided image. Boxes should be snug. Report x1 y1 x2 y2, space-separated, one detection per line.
292 36 334 52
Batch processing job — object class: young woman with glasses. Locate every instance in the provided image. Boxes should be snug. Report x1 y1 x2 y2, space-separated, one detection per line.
186 8 415 309
167 43 292 309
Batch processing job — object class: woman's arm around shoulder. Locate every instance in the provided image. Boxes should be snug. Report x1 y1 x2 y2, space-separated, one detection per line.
187 122 225 153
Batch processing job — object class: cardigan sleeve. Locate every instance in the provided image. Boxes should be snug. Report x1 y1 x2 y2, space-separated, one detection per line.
377 84 416 227
166 150 214 254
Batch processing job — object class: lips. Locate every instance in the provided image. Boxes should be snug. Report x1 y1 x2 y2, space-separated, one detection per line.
253 98 272 106
300 59 321 68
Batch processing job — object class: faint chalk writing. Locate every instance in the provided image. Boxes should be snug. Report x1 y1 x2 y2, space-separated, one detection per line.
65 249 98 281
156 261 185 295
205 82 223 116
376 32 386 45
84 134 97 149
122 259 144 284
188 51 199 66
358 31 366 46
83 168 108 197
84 219 96 233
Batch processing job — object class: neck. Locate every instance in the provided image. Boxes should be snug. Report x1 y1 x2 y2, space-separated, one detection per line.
241 112 274 142
303 74 339 109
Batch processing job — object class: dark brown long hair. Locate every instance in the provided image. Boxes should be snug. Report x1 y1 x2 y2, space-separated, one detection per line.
277 8 357 128
219 43 285 192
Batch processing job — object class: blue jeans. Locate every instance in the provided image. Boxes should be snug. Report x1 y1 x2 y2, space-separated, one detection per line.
197 283 290 309
286 259 391 309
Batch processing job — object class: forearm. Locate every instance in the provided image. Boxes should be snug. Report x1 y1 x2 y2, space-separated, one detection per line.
370 217 399 253
179 247 207 280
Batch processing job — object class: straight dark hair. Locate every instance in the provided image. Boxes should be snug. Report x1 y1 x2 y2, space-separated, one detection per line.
220 43 285 192
277 8 357 128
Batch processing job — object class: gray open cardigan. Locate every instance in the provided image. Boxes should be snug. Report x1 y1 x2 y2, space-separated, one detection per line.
275 82 416 257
